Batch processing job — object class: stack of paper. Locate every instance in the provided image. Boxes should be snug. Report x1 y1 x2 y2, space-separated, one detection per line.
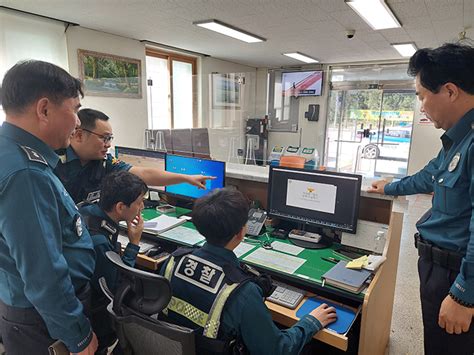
144 214 186 234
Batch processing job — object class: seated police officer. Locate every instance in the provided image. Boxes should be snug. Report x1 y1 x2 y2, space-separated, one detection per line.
54 108 213 204
79 171 147 353
160 188 337 355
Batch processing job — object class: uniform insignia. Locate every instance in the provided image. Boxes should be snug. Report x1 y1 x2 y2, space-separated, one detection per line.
174 255 225 294
448 152 461 172
20 146 47 165
59 154 67 164
86 190 101 203
100 220 117 235
74 215 83 237
111 157 121 165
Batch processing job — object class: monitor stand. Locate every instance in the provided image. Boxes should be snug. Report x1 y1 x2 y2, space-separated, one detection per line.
288 229 333 249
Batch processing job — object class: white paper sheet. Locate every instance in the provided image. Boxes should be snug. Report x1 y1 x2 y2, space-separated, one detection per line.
160 226 205 246
243 248 306 274
233 242 257 258
270 241 304 256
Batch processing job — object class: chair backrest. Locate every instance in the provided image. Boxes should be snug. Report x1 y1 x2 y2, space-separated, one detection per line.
100 251 196 355
279 155 306 168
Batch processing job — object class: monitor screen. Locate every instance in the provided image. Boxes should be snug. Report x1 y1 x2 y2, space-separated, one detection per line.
165 154 225 200
282 70 323 97
115 146 165 191
268 166 361 233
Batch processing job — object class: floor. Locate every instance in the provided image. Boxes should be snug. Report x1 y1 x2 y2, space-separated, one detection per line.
385 194 432 355
0 194 431 355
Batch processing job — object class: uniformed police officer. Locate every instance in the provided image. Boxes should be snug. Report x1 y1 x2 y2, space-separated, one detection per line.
369 43 474 354
0 61 98 354
80 171 147 353
54 108 214 204
160 188 337 354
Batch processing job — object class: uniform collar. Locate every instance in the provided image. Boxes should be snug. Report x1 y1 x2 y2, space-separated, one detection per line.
201 242 240 266
65 146 80 163
0 122 60 168
443 108 474 146
89 204 119 229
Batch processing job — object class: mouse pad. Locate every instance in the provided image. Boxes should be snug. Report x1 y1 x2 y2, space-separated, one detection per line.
295 297 357 334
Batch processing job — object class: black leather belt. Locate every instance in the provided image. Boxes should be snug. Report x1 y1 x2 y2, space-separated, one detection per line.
414 233 463 272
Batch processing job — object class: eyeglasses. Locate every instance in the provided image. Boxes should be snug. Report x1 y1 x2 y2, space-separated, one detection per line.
81 128 114 143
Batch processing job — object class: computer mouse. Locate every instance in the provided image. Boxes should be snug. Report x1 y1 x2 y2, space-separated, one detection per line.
146 247 163 257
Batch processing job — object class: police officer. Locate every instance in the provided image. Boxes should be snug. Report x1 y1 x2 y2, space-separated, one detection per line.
80 171 147 353
369 43 474 354
54 108 214 204
160 188 337 354
0 61 98 354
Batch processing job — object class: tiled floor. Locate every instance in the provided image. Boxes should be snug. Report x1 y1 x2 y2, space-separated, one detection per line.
0 195 432 355
386 194 433 355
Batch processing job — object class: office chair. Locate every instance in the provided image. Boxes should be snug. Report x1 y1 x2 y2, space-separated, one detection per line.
99 251 196 355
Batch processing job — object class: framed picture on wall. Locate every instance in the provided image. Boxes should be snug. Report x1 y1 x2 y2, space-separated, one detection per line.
78 49 142 98
212 73 242 109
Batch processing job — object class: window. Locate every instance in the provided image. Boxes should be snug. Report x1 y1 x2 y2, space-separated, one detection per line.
146 49 197 129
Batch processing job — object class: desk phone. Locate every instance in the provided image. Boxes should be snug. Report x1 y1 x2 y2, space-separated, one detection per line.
247 209 267 236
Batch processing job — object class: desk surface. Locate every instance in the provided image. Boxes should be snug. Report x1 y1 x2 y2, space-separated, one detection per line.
140 207 366 302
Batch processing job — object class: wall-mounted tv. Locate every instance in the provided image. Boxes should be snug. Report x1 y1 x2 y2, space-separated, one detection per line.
282 70 323 97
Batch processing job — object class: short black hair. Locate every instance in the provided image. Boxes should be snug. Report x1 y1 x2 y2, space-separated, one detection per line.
77 108 110 130
408 43 474 94
192 188 249 247
99 171 148 212
0 60 83 114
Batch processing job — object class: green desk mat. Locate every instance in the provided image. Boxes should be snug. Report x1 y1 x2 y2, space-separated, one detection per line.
140 208 365 299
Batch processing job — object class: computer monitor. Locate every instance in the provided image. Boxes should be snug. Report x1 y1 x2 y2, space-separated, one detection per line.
165 154 225 200
268 166 362 234
115 146 165 191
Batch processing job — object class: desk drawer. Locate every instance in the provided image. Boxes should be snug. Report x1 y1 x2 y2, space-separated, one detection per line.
266 295 360 351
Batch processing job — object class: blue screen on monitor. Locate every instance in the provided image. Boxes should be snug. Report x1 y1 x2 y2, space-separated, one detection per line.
165 154 225 199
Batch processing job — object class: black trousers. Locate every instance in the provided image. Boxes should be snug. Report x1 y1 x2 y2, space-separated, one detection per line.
418 256 474 355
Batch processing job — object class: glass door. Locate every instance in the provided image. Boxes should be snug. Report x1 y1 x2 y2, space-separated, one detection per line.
326 87 416 177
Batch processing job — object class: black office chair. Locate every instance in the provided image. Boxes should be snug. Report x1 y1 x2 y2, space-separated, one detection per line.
99 251 196 355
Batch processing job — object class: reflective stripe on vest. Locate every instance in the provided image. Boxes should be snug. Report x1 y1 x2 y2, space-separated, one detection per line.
163 255 241 339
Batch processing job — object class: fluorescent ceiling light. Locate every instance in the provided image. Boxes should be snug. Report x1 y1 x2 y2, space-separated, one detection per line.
345 0 401 30
283 52 319 64
193 19 265 43
392 43 417 57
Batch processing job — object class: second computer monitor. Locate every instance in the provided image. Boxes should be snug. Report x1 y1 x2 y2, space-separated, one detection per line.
165 154 225 200
268 166 362 233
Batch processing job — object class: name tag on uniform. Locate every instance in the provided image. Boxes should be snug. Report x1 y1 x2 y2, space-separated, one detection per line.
74 215 83 237
174 255 225 294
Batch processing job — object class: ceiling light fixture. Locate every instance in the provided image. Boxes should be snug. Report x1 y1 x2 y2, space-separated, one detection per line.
392 43 417 57
345 0 401 30
283 52 319 64
193 19 265 43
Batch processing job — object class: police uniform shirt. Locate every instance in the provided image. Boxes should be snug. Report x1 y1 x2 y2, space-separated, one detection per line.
79 204 139 293
384 109 474 304
54 146 131 203
0 122 96 352
161 243 322 355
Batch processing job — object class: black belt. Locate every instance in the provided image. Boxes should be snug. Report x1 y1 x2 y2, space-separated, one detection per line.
414 233 463 272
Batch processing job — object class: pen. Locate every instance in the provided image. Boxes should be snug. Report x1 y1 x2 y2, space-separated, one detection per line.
321 257 340 264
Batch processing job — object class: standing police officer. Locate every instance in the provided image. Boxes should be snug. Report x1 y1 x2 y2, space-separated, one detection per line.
55 108 214 204
160 188 337 354
369 43 474 354
0 61 98 354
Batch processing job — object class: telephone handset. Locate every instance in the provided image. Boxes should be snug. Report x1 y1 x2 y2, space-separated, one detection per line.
246 209 267 237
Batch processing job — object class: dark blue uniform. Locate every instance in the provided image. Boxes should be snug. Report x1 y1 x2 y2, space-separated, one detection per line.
0 122 96 353
54 146 131 204
385 110 474 354
80 204 139 352
160 243 322 355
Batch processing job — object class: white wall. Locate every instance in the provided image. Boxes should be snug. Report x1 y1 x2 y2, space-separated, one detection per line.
66 27 148 149
407 100 442 175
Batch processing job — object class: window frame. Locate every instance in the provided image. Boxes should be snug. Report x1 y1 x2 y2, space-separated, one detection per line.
146 49 198 128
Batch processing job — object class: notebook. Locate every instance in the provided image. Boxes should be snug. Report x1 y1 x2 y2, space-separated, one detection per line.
296 297 358 334
143 214 186 234
321 260 371 294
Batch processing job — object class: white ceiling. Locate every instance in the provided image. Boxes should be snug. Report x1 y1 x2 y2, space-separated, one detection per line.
2 0 474 67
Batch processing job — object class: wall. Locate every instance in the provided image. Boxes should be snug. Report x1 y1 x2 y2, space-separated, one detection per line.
407 100 441 175
66 27 148 149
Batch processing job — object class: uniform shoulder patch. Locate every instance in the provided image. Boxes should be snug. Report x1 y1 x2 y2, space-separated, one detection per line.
20 146 48 165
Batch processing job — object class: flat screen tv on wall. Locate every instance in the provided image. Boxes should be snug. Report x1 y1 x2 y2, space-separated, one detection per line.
282 70 323 97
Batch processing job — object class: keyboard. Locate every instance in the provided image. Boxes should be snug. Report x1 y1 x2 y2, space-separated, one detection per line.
267 281 305 309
